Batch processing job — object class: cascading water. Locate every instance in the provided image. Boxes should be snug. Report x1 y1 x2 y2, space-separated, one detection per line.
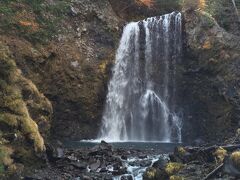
98 12 182 142
231 0 240 22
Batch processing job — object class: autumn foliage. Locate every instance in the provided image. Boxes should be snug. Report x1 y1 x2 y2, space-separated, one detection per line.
137 0 154 8
199 0 206 9
183 0 206 10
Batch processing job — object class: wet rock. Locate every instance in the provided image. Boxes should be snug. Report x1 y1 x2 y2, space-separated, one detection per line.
139 154 148 159
113 161 123 171
88 141 112 156
70 162 87 170
140 160 152 167
66 154 77 161
121 155 128 160
112 167 127 176
152 157 168 168
120 175 133 180
46 144 64 162
99 167 108 173
80 175 92 180
128 159 151 167
192 139 205 146
169 147 192 163
89 160 101 171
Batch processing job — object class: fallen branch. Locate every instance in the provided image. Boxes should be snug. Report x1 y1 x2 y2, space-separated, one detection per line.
187 144 240 153
203 163 224 180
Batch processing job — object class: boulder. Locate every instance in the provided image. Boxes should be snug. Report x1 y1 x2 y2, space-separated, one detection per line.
152 157 169 169
89 160 101 171
46 144 64 162
120 175 133 180
88 141 113 156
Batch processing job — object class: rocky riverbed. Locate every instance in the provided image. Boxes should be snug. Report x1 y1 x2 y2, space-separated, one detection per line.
23 141 166 180
17 132 240 180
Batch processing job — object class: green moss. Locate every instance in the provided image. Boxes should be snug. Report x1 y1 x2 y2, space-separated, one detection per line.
0 5 14 15
0 149 5 174
175 146 187 156
0 80 8 90
0 43 45 153
0 164 4 174
0 113 18 127
199 11 215 28
146 167 157 179
170 175 184 180
143 167 168 180
165 162 185 176
204 0 238 33
0 146 13 175
0 59 16 82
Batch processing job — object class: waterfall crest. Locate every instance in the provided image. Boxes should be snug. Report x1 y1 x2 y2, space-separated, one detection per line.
98 12 182 142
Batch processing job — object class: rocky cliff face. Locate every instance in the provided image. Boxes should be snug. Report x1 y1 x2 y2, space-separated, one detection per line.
0 0 121 141
181 7 240 142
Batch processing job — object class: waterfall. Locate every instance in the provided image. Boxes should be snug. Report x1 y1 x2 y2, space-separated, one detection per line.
231 0 240 22
98 12 182 142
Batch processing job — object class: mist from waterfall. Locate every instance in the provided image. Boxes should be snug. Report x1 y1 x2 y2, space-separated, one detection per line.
98 12 182 142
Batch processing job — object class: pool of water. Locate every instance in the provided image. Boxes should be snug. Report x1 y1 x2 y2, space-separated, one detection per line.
63 141 182 153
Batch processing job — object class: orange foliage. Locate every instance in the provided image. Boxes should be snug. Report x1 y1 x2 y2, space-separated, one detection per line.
15 10 39 32
19 20 39 31
137 0 154 8
202 40 211 49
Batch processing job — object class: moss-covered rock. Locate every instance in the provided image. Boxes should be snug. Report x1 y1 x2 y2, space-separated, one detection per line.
143 167 168 180
143 162 185 180
213 147 227 163
0 42 52 176
230 151 240 170
170 175 185 180
165 162 185 176
0 146 13 177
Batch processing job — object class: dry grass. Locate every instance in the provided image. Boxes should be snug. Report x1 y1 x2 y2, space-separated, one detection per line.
213 147 227 163
231 151 240 169
0 42 45 153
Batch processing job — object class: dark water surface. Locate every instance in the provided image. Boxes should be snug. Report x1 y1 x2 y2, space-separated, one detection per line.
64 141 182 153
